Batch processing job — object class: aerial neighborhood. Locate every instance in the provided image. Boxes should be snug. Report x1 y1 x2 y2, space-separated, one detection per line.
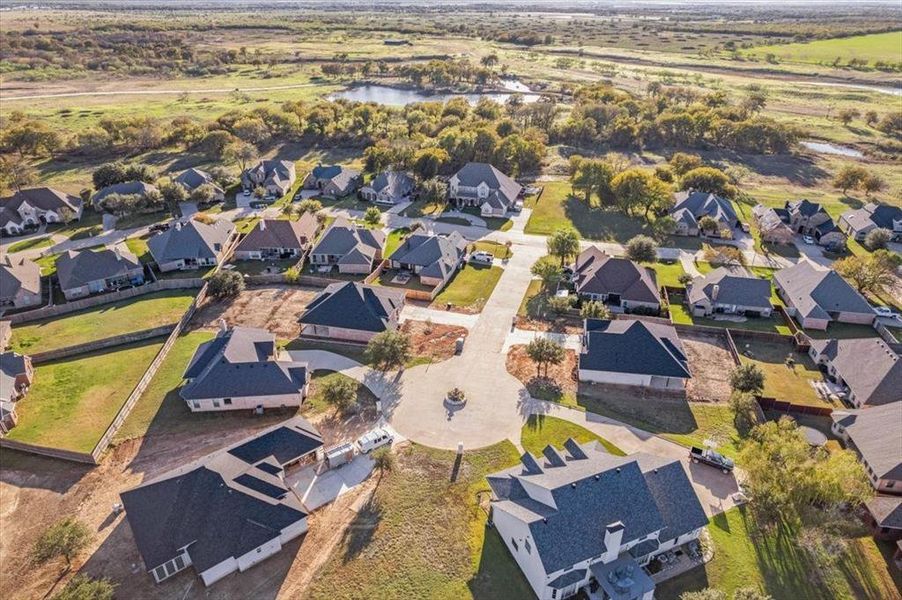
0 4 900 600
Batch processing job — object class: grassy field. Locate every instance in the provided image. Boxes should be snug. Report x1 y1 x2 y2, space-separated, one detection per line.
7 340 164 453
745 31 902 66
521 415 625 456
6 236 53 253
737 340 833 408
433 265 504 311
10 290 196 353
305 441 534 600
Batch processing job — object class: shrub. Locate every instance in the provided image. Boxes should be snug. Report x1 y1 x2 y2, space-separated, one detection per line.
581 301 610 319
863 227 892 251
320 376 357 411
51 575 115 600
208 270 245 299
31 517 92 566
730 363 765 395
625 235 658 263
366 330 411 371
363 206 381 226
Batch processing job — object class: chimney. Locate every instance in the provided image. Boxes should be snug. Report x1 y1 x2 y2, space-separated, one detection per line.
711 284 720 301
259 220 266 231
113 247 122 261
219 318 228 333
603 522 625 562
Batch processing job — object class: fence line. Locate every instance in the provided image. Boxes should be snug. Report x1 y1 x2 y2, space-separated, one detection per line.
756 396 833 417
0 438 96 464
29 325 176 364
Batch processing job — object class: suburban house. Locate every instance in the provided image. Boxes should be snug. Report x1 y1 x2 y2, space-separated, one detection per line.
488 438 708 600
181 324 309 412
0 351 34 435
785 199 846 249
241 160 296 201
303 165 362 198
751 204 793 245
147 218 235 272
360 171 415 205
233 214 319 261
448 162 522 217
774 261 875 330
299 281 405 343
687 266 773 318
120 417 323 586
0 187 83 236
55 245 145 300
838 202 902 243
386 231 467 289
0 255 42 310
92 181 159 210
831 401 901 494
670 191 738 237
864 496 902 541
571 247 661 314
578 319 691 389
809 338 902 407
308 218 385 275
173 168 225 203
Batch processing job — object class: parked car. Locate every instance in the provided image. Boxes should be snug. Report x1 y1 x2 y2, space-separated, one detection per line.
149 223 171 233
356 428 394 454
873 306 896 318
802 235 815 244
470 251 494 265
689 446 734 473
243 189 251 197
250 201 267 209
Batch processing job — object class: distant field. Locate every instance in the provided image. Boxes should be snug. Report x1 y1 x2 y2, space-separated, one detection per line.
746 31 902 65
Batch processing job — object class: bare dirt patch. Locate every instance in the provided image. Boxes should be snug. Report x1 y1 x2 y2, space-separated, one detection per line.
680 331 736 402
189 285 320 339
401 319 468 363
515 314 583 335
506 344 578 401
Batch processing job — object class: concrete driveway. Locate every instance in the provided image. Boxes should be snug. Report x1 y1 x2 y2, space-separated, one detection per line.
288 454 375 511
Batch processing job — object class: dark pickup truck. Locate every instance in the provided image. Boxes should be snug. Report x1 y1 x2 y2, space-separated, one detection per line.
689 446 734 473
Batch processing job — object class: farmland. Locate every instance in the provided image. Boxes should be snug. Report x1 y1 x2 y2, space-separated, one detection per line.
744 31 902 67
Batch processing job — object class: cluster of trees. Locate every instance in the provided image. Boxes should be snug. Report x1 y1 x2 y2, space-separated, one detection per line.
832 164 886 197
834 249 900 296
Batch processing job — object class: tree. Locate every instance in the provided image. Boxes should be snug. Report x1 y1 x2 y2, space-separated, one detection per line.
190 184 216 205
418 177 448 207
625 235 658 263
546 294 575 315
371 446 395 488
525 338 565 378
732 588 772 600
698 215 721 236
51 575 115 600
366 330 411 371
861 173 886 197
92 162 128 190
834 252 898 295
832 165 868 195
730 363 765 394
863 227 892 251
570 158 615 206
729 391 758 429
678 272 694 286
160 181 188 215
864 110 879 127
31 517 92 568
581 301 610 319
320 376 357 412
680 167 736 199
611 168 672 218
297 199 323 214
0 153 37 193
363 206 381 226
224 142 258 172
531 260 563 289
668 152 703 177
652 215 677 240
412 147 449 179
208 270 245 299
837 108 860 125
680 590 726 600
546 227 580 266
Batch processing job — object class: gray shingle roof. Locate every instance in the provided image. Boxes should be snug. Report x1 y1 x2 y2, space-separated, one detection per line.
310 218 384 260
311 165 360 193
752 204 792 234
0 351 29 402
299 281 404 333
388 232 465 279
120 417 321 574
842 203 902 232
235 215 318 253
832 402 902 480
687 266 772 311
774 262 874 321
55 246 141 291
147 219 234 263
866 496 902 529
579 319 691 379
671 191 738 227
367 171 414 198
573 247 660 305
0 187 82 215
92 181 159 205
453 162 522 207
0 255 41 300
174 168 222 194
787 199 826 218
813 337 902 406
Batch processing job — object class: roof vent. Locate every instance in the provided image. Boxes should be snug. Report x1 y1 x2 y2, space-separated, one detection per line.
543 518 548 524
653 468 658 474
571 482 577 488
615 468 621 474
594 474 600 481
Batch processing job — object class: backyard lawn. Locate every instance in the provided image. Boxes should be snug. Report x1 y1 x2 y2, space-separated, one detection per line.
648 260 687 288
384 227 411 257
124 234 152 263
7 236 53 253
304 441 534 600
10 289 196 353
7 340 164 453
521 415 625 456
433 264 503 311
737 340 832 408
802 321 882 340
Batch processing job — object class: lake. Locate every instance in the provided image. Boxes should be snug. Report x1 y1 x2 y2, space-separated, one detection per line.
800 140 864 158
330 79 541 106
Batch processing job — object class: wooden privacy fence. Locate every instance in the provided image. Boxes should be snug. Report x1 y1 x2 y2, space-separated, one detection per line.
756 396 834 417
30 325 176 364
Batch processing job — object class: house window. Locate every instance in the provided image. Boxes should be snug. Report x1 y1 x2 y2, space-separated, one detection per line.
510 538 518 552
224 398 232 406
525 539 532 554
552 590 557 599
213 400 220 408
192 400 200 409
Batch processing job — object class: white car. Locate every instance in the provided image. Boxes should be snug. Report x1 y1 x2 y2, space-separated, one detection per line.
873 306 896 318
470 251 494 265
355 428 394 454
802 235 815 244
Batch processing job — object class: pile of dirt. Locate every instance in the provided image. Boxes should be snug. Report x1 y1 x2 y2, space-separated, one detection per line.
190 285 320 339
401 320 468 363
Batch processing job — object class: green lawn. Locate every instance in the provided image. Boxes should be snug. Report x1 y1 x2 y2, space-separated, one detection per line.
744 31 902 66
228 258 300 275
34 252 61 276
7 340 164 453
648 260 687 288
469 240 513 260
384 227 411 257
10 290 196 353
517 279 548 318
521 415 625 456
667 291 792 335
114 211 169 230
802 321 881 340
460 208 513 232
7 236 53 253
433 264 503 311
305 441 534 600
403 199 446 218
656 507 902 600
303 370 378 417
46 211 104 240
737 340 833 408
124 234 152 263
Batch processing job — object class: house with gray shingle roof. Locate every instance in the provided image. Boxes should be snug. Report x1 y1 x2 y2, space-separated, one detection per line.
687 266 772 318
181 325 309 411
299 281 405 343
92 180 160 210
308 218 384 275
864 495 902 541
303 164 362 198
147 218 235 272
120 416 322 586
839 202 902 243
670 191 738 238
241 160 296 203
572 247 661 313
751 204 793 245
578 319 690 389
387 231 466 289
774 261 875 330
55 245 145 300
487 438 707 600
0 187 83 236
361 170 415 205
785 199 846 250
810 337 902 408
234 214 319 261
449 162 522 217
0 255 42 310
173 168 225 203
831 401 901 494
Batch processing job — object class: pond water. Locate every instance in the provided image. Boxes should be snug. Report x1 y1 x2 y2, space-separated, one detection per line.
330 79 541 106
799 140 864 158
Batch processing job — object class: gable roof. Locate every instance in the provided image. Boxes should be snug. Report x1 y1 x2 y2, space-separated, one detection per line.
752 204 792 233
312 165 360 192
811 337 902 406
174 168 221 192
688 266 772 310
842 203 902 232
774 261 873 320
120 417 322 574
579 319 690 379
310 218 384 258
787 199 827 218
573 247 660 305
93 181 158 204
236 215 318 253
388 232 466 277
147 219 234 263
453 162 522 205
56 246 141 291
0 351 30 402
367 171 415 198
299 282 404 333
866 496 902 530
0 255 41 300
0 187 82 215
831 402 902 480
671 191 737 226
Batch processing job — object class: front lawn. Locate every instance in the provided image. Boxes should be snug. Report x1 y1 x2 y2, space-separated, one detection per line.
517 279 548 318
302 371 378 418
7 340 164 453
11 290 196 353
124 234 152 263
522 415 625 456
34 252 61 276
114 211 169 230
305 441 534 600
46 210 104 240
433 264 503 311
7 236 53 253
737 340 833 408
384 227 411 257
648 260 687 288
666 291 792 335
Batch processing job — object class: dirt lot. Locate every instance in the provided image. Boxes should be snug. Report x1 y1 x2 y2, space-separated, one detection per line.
506 344 579 401
189 285 320 339
680 331 736 403
401 320 468 363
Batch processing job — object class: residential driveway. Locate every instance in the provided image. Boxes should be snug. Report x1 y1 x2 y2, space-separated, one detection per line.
503 327 581 351
400 305 479 328
287 454 375 511
679 251 702 278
